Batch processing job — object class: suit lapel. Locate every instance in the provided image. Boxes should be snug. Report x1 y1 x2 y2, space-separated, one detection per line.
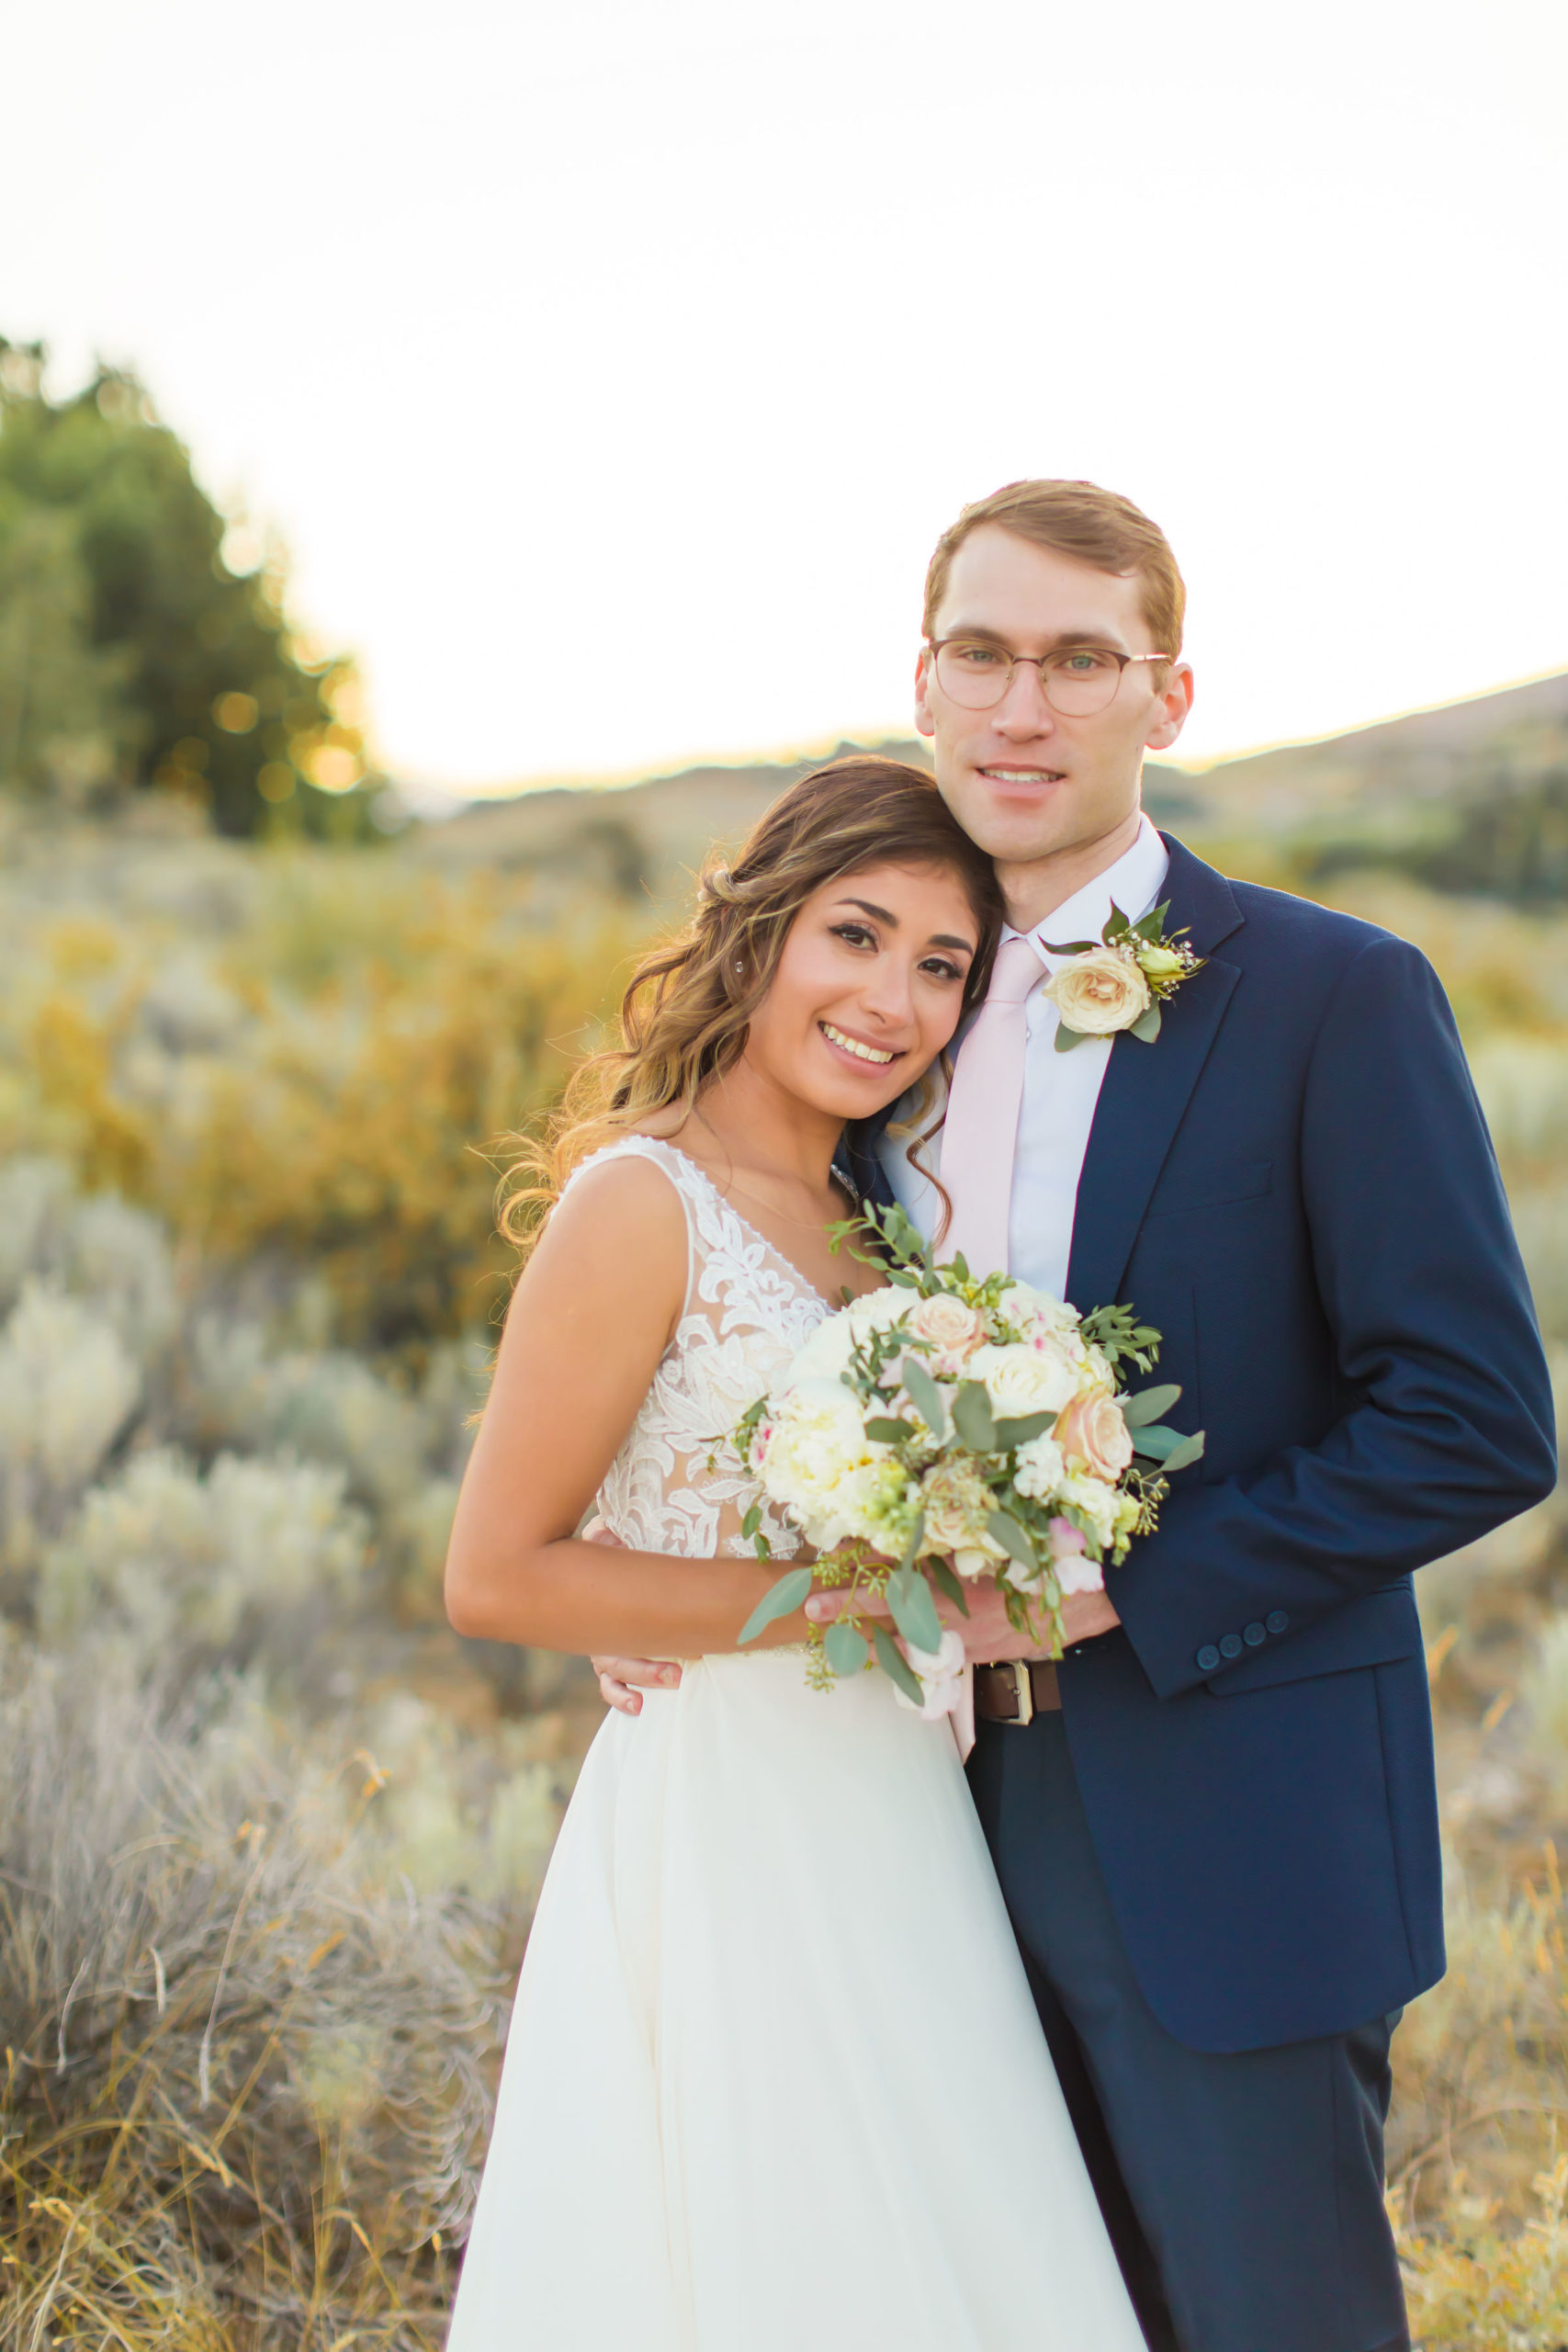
1065 837 1246 1313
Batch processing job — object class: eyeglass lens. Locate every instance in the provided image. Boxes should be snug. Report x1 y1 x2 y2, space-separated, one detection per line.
934 642 1128 715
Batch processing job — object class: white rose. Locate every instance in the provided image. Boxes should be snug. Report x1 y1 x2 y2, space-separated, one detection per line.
1044 946 1151 1036
1012 1431 1066 1502
786 1312 855 1384
846 1286 915 1337
892 1627 968 1722
969 1340 1078 1420
784 1286 910 1387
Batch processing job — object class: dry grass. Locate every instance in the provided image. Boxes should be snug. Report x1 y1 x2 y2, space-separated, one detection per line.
5 809 1568 2340
0 1640 520 2351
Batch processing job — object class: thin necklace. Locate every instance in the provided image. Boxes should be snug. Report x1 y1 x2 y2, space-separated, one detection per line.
689 1111 850 1233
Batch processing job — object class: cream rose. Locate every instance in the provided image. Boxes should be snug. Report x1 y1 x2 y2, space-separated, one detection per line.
1044 945 1151 1035
969 1340 1078 1420
918 1459 1003 1565
1054 1388 1134 1482
904 1293 987 1376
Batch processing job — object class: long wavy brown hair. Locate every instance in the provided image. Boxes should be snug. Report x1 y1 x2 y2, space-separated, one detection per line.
499 756 1003 1256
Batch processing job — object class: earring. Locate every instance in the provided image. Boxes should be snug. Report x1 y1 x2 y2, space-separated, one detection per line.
734 959 744 974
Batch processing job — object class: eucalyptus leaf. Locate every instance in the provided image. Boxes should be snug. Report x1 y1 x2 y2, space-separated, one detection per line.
986 1510 1036 1573
1129 1002 1162 1044
873 1623 928 1706
927 1555 971 1616
736 1565 814 1646
1054 1022 1096 1053
1156 1430 1206 1476
740 1502 762 1538
952 1381 998 1453
1129 1422 1181 1461
898 1509 928 1572
1121 1383 1182 1429
824 1621 870 1678
901 1359 948 1442
865 1416 912 1444
993 1409 1055 1448
887 1566 942 1656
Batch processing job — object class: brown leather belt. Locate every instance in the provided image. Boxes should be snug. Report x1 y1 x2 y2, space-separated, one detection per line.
974 1660 1062 1724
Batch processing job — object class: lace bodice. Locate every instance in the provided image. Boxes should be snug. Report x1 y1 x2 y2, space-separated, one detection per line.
563 1137 829 1560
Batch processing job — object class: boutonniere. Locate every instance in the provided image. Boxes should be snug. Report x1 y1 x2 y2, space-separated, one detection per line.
1042 901 1206 1051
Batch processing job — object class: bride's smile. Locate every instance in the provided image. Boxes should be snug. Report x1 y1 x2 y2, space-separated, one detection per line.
739 859 981 1122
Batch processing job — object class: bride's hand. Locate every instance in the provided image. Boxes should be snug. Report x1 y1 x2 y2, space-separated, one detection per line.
581 1515 685 1714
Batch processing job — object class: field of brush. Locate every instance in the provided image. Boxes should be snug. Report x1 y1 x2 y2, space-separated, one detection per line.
1 794 1565 2347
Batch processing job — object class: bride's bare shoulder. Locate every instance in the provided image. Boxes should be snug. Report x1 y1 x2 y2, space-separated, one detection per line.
540 1140 689 1269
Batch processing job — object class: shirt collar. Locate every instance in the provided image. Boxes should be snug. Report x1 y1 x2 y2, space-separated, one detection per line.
1004 813 1171 967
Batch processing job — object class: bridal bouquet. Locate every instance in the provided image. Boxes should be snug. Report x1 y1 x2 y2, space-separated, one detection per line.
732 1204 1203 1710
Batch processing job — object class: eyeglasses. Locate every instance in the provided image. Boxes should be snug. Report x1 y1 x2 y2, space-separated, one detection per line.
926 638 1173 717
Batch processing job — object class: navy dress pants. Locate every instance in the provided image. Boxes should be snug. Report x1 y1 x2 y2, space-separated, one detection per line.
968 1713 1411 2352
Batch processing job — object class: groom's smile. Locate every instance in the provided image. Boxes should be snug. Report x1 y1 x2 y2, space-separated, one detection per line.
976 763 1070 793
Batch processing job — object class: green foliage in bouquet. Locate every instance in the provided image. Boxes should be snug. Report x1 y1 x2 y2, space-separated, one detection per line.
733 1202 1204 1698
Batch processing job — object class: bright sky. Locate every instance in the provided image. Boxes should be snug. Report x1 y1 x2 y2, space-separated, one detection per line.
6 0 1567 795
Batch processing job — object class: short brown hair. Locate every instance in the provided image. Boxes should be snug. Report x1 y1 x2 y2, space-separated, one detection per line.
922 479 1186 665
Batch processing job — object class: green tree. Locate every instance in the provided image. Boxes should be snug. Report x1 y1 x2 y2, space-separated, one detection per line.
0 339 372 836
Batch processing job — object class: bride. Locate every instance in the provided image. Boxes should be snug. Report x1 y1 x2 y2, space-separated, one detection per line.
442 756 1145 2350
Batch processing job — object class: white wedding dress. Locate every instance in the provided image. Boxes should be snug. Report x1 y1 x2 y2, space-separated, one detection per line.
446 1138 1144 2352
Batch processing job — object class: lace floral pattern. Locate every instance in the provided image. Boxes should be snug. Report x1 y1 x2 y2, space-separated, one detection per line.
560 1137 829 1561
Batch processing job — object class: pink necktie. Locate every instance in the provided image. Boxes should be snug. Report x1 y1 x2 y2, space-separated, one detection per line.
939 933 1046 1278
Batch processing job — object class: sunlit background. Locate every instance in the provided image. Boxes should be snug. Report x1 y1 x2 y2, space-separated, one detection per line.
6 0 1566 794
9 6 1568 2337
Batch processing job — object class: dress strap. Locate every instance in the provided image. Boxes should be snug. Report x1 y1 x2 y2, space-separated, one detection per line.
558 1136 701 1321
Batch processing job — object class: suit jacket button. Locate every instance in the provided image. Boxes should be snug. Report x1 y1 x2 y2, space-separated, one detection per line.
1196 1645 1221 1672
1220 1632 1244 1659
1266 1609 1289 1634
1244 1622 1266 1646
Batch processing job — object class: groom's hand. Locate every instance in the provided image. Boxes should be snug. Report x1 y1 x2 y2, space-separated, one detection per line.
806 1572 1120 1658
956 1581 1122 1659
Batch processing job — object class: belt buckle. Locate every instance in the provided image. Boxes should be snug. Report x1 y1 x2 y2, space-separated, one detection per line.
1004 1659 1034 1727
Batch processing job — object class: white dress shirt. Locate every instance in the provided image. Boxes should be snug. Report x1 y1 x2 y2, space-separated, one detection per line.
880 815 1170 1306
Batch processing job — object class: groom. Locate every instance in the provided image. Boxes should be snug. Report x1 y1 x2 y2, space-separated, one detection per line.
598 480 1557 2351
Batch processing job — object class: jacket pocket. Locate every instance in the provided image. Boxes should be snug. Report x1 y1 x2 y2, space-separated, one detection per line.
1206 1584 1422 1695
1144 1159 1273 1220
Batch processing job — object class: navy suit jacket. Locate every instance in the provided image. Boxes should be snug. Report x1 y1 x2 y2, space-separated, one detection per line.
845 835 1556 2053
